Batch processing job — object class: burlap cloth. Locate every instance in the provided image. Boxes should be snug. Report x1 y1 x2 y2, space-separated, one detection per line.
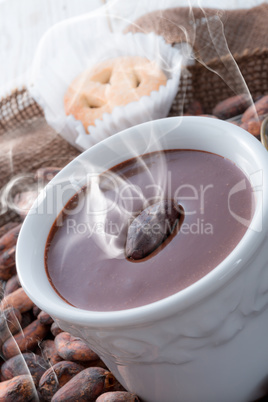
1 4 268 225
126 4 268 63
0 90 80 225
125 3 268 114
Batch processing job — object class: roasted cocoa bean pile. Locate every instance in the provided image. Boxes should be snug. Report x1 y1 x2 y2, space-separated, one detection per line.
0 167 140 402
184 94 268 139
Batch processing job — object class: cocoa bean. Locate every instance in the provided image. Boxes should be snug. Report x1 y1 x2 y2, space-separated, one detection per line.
51 367 116 402
55 332 99 362
96 391 140 402
1 307 22 332
38 311 53 325
50 322 63 337
4 275 21 295
13 191 38 218
0 224 21 253
0 308 21 349
0 247 16 280
0 361 5 382
0 288 35 313
80 359 108 370
0 375 36 401
39 360 84 401
40 340 62 366
184 100 203 116
35 167 61 183
32 306 41 317
107 380 126 393
1 352 49 386
2 319 50 359
21 311 35 329
242 95 268 123
240 117 263 137
213 94 251 120
0 223 17 239
125 200 181 260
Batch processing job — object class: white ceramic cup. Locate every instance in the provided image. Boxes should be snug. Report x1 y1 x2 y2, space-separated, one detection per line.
16 117 268 402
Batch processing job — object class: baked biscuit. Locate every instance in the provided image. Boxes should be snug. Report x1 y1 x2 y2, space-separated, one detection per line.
64 56 167 133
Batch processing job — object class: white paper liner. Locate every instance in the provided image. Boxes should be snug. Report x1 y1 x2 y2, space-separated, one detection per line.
29 25 183 151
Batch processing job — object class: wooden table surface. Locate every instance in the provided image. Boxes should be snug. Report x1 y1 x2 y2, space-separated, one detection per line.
0 0 264 100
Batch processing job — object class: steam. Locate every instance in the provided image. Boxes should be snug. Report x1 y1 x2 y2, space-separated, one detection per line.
0 174 37 217
107 0 256 116
85 173 128 260
63 135 170 261
194 3 253 103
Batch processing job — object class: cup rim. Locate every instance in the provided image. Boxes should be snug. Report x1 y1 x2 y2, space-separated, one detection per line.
16 116 268 328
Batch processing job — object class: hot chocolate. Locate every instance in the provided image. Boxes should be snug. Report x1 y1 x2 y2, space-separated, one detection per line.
45 150 254 311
